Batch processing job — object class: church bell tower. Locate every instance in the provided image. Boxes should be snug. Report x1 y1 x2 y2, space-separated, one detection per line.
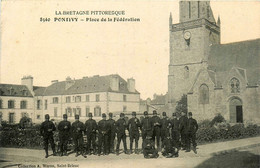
168 1 220 108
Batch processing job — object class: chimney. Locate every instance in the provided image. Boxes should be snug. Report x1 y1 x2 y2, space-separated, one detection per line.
51 80 59 84
127 78 135 92
21 76 33 92
65 76 75 90
110 75 119 91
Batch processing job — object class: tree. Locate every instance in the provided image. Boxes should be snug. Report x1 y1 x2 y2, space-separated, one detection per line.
175 94 188 117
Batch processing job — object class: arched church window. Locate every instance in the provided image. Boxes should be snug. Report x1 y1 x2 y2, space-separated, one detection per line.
199 84 209 104
184 66 189 79
230 78 240 93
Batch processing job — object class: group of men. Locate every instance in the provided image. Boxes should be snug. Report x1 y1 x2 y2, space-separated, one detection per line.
40 110 198 159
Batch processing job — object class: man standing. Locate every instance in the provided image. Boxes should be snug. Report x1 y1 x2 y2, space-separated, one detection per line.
141 111 153 151
186 112 198 153
115 113 128 155
128 111 141 154
98 113 110 155
71 114 86 157
160 112 171 147
151 110 161 150
85 113 97 155
107 113 116 154
57 114 71 156
179 111 188 150
171 113 180 151
40 114 57 158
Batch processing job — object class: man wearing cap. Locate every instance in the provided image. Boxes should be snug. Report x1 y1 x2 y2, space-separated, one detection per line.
98 113 110 155
140 111 153 151
40 114 57 158
186 112 198 153
171 112 181 151
85 113 97 155
179 111 188 150
128 111 141 154
151 110 161 150
71 114 86 157
160 112 171 147
115 113 128 155
57 114 71 156
107 113 116 154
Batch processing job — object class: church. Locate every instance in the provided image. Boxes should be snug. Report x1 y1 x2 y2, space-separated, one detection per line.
168 1 260 124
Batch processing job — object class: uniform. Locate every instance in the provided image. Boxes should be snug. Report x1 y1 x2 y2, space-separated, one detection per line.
151 111 161 149
57 114 71 156
98 114 110 155
186 113 198 152
141 112 153 150
143 137 159 159
128 112 141 153
40 114 56 158
179 114 188 149
107 113 116 153
171 117 181 150
115 114 128 154
160 112 171 146
162 137 178 158
85 115 97 154
71 116 85 156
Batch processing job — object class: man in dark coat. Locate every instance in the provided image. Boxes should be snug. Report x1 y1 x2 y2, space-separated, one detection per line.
171 112 181 151
71 115 86 157
161 132 179 158
179 111 188 150
98 113 110 155
151 110 161 150
40 114 57 158
57 114 71 156
85 113 97 155
160 112 171 146
115 113 128 155
143 136 159 159
107 112 116 154
186 112 198 153
128 111 141 154
141 111 153 151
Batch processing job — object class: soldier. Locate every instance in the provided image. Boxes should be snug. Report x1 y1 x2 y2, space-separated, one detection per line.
161 132 179 158
107 112 116 154
141 111 153 151
40 114 56 158
128 111 141 154
98 113 110 155
115 113 128 155
151 110 161 150
57 114 71 156
179 111 188 150
85 113 97 155
71 115 86 157
143 136 159 159
171 113 181 151
186 112 198 153
160 112 171 146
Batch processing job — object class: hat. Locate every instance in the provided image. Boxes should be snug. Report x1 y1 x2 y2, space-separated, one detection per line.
188 112 192 116
88 113 93 117
172 113 176 116
45 114 50 119
63 114 68 119
153 110 157 115
144 111 148 115
132 111 136 116
75 115 79 119
109 113 113 117
102 113 106 118
162 112 166 116
120 113 125 117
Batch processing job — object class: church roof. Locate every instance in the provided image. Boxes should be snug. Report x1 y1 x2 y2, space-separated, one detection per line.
38 74 139 96
208 38 260 86
0 84 33 97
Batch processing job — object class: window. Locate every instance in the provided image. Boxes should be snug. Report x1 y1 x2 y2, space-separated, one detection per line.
123 95 127 102
9 113 15 124
54 107 58 117
75 96 81 102
73 108 77 116
86 95 90 102
37 100 41 110
94 106 101 117
230 78 240 93
184 66 189 79
86 107 90 117
53 97 59 104
66 107 72 117
66 96 71 103
8 100 15 109
0 99 2 109
123 106 127 112
77 108 81 116
44 100 48 110
20 100 27 109
37 115 41 119
22 90 28 96
96 94 100 102
21 112 28 118
199 84 209 104
9 88 14 95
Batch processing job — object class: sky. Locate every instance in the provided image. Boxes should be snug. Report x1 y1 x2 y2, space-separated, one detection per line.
0 0 260 99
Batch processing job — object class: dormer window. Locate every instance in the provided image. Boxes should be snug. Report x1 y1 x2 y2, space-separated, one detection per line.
10 87 14 95
230 78 240 93
22 90 28 96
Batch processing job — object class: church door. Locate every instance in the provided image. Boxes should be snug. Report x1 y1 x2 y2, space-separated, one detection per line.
236 106 243 123
229 98 243 123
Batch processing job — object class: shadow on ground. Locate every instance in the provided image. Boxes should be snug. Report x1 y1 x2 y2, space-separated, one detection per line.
195 150 260 168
